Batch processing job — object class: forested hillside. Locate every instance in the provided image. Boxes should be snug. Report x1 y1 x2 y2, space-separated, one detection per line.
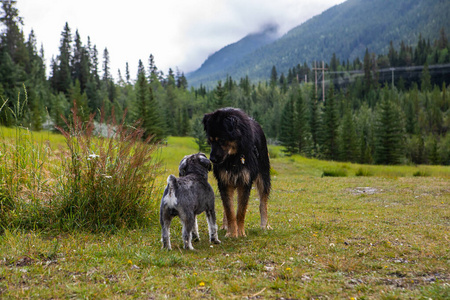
1 0 449 165
187 24 278 87
187 0 450 87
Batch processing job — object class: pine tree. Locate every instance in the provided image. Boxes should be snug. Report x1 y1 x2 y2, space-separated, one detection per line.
322 85 339 160
192 117 208 152
102 47 110 83
374 87 405 164
388 41 398 66
24 30 48 131
134 59 164 140
145 83 165 140
53 22 72 94
0 48 19 125
90 45 100 87
69 80 89 123
279 73 287 94
295 86 309 154
71 30 89 92
309 88 321 157
279 96 297 155
214 80 227 108
179 107 190 136
356 103 374 164
176 71 188 90
338 105 358 162
50 92 69 130
420 62 432 92
0 0 28 65
148 54 158 83
134 59 148 131
102 47 115 102
363 48 372 94
125 62 130 84
166 68 176 87
270 65 278 88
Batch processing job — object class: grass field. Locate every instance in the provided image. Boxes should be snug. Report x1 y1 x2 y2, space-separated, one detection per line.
1 136 449 299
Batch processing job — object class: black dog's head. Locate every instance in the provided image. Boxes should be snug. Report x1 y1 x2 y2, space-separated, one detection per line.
178 153 212 177
202 108 244 165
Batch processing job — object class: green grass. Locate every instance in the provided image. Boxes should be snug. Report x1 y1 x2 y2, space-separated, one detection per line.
1 136 449 298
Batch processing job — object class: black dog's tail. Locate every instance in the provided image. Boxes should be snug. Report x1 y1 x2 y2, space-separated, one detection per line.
163 175 178 208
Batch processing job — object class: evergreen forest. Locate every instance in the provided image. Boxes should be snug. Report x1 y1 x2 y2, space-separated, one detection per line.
1 1 450 165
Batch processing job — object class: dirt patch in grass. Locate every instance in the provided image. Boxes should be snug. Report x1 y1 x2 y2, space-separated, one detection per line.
348 186 382 195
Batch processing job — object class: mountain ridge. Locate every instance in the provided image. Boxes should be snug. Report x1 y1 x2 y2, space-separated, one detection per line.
187 0 450 88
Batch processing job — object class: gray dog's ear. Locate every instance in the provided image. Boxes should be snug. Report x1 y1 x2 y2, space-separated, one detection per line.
179 156 188 176
198 153 212 171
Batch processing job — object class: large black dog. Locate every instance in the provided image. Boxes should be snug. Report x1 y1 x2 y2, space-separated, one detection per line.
203 108 271 237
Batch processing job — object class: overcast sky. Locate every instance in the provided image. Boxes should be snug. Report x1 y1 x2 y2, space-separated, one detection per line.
16 0 345 80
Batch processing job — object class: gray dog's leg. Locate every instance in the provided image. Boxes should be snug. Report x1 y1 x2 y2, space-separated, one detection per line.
192 216 200 242
161 213 173 250
181 213 195 250
206 209 221 244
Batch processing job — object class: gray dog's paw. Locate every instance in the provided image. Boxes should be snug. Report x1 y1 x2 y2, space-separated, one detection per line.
211 238 221 244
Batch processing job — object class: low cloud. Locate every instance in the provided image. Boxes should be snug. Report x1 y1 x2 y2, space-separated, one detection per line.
16 0 345 78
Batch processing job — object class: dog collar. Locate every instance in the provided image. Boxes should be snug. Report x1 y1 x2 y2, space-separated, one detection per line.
240 154 245 165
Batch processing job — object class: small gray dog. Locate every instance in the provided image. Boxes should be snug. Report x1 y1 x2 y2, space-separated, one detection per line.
160 153 221 250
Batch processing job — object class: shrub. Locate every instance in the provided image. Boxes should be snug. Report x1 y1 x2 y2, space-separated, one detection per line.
413 169 431 177
54 104 161 232
355 167 374 176
321 167 348 177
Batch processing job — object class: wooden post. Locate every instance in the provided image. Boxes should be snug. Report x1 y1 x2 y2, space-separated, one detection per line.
322 61 325 102
312 61 327 101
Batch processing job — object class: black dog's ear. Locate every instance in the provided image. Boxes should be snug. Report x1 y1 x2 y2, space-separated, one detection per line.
179 156 188 176
202 113 211 131
224 116 237 135
198 153 212 171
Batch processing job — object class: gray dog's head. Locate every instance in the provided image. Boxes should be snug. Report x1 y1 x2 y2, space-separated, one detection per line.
179 153 212 177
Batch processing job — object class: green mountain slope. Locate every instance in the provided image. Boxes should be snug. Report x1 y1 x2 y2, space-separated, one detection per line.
187 0 450 87
187 24 278 87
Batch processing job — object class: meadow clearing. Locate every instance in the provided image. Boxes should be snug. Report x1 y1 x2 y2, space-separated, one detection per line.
0 132 449 299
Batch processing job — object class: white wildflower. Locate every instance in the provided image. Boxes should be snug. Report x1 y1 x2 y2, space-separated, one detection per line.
88 153 99 160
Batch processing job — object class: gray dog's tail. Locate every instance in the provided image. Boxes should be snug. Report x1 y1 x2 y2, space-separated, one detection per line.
164 175 178 208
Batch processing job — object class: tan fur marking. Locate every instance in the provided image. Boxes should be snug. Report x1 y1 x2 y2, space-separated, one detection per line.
219 169 251 187
226 141 238 155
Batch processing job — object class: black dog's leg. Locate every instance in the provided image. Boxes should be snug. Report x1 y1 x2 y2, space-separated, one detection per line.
256 174 272 230
205 209 221 244
236 185 252 237
220 185 238 237
222 212 228 231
